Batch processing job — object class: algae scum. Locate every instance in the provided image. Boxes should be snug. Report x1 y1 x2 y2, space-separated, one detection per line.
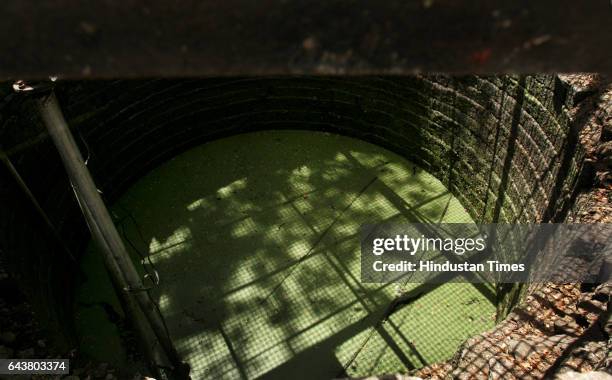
76 130 495 379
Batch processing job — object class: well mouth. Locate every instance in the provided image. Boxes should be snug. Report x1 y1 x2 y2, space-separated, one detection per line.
76 130 496 378
0 74 591 379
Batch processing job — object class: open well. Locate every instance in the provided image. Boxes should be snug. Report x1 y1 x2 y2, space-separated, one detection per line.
0 75 590 378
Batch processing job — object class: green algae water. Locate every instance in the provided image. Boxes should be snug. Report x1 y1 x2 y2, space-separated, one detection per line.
75 130 496 379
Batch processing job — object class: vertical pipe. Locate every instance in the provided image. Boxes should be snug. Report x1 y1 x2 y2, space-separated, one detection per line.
78 196 172 377
35 91 189 378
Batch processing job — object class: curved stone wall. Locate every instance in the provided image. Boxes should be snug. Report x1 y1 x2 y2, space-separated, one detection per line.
0 75 584 345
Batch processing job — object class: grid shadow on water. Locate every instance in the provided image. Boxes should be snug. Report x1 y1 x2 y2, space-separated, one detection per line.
112 131 497 379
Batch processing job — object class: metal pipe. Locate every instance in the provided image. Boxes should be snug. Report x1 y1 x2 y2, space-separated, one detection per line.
76 193 172 377
35 91 189 378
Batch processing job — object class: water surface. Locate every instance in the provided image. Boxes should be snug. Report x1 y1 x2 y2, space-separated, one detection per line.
76 130 495 379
